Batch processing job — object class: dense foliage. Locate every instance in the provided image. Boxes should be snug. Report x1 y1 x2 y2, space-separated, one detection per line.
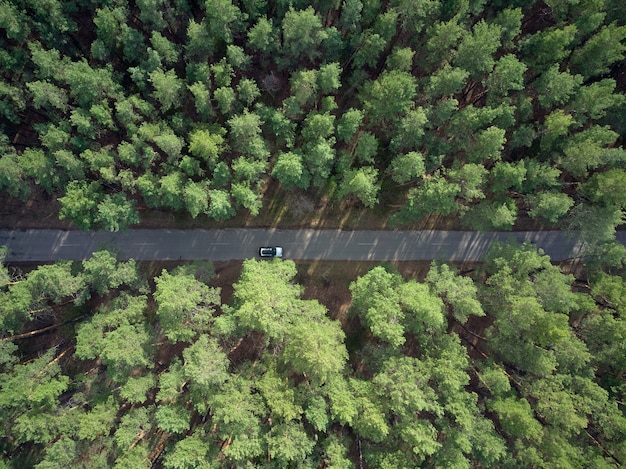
1 243 625 467
0 0 624 237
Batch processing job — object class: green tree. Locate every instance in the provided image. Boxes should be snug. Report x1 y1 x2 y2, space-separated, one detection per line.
272 151 309 190
448 163 487 201
490 160 526 195
570 22 626 79
398 280 446 334
534 65 583 109
289 69 319 109
0 348 69 441
188 82 213 120
355 132 377 162
231 259 301 341
566 203 624 247
247 16 279 54
236 78 260 107
203 0 245 46
150 31 179 65
185 19 213 62
395 172 460 223
183 181 209 218
281 7 327 63
490 397 543 441
424 64 469 99
559 125 620 177
119 373 155 405
392 0 439 35
183 334 229 410
149 68 183 112
27 80 68 112
336 108 363 143
207 189 235 221
520 25 577 72
426 262 484 323
58 181 102 230
163 431 215 469
389 151 425 185
386 46 414 72
581 169 626 209
302 137 335 188
81 250 139 297
17 148 56 194
454 20 502 78
266 422 315 466
485 54 527 99
114 407 153 453
211 59 235 88
0 152 28 200
188 129 226 168
541 109 574 151
226 44 250 70
467 126 506 163
349 379 390 443
159 172 186 210
63 60 121 108
227 110 268 159
156 403 191 434
154 269 221 343
528 192 574 224
317 62 342 95
208 376 265 460
571 79 626 122
214 86 236 115
96 193 140 232
464 200 518 231
337 166 380 208
283 306 348 385
75 294 152 383
301 112 335 143
231 182 262 216
390 107 428 152
350 266 405 348
425 18 465 68
352 32 387 70
360 71 417 123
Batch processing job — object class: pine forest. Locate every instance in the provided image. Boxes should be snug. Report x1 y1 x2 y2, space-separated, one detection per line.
1 0 626 467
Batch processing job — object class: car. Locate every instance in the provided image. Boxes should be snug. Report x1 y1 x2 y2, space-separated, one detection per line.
259 246 283 258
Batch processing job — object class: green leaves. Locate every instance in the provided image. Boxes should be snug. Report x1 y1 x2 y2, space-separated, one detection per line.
75 294 152 382
454 20 502 78
350 266 406 347
154 269 221 343
188 129 226 167
183 334 229 390
360 70 417 123
283 309 348 385
281 7 327 63
232 259 300 340
490 397 543 440
337 166 380 208
570 23 626 79
3 2 626 466
426 262 484 324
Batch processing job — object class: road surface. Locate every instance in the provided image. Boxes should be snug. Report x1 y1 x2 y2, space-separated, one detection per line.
2 229 624 263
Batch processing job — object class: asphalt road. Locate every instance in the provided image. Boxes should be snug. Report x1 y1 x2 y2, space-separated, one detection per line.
2 229 624 263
